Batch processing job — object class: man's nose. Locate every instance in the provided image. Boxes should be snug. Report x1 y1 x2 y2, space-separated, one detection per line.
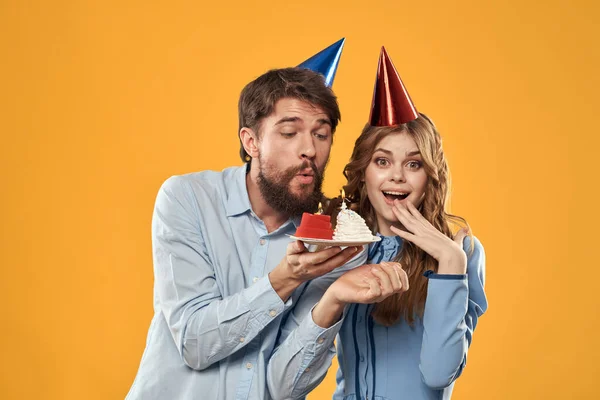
299 134 316 160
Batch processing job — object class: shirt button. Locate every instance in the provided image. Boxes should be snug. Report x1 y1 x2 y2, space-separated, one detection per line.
317 338 325 344
259 239 266 245
360 355 365 362
269 310 277 317
239 337 245 343
246 362 253 369
252 277 259 283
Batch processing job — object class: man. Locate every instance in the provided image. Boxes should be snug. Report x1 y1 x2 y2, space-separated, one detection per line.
125 39 367 399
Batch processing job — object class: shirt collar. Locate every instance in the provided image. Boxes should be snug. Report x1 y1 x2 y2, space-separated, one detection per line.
369 233 402 260
225 164 252 217
291 216 301 228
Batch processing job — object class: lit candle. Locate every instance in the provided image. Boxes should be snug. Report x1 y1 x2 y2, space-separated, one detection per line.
316 202 323 214
340 188 347 210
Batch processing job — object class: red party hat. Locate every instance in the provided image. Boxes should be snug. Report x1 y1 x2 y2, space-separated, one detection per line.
369 47 419 126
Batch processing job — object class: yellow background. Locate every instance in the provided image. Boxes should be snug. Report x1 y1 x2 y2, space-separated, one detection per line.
1 0 598 398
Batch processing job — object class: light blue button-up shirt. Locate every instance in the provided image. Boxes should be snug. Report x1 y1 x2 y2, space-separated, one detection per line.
126 164 366 400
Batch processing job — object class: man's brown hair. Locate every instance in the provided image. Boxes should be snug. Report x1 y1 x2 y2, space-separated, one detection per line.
238 67 341 162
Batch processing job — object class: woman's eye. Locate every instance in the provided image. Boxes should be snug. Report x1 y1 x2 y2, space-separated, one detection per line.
375 158 389 167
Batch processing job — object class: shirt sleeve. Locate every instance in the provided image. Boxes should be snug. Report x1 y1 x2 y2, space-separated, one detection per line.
266 248 368 400
153 176 290 371
419 235 488 389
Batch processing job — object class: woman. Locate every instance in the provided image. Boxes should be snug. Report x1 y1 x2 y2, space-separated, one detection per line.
329 48 488 400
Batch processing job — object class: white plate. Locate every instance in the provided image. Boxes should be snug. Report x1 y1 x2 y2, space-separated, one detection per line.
288 235 381 247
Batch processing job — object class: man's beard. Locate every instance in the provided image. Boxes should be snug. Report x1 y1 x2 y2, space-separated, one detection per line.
257 158 325 218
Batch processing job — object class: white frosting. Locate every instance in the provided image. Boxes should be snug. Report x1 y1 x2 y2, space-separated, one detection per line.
333 208 373 241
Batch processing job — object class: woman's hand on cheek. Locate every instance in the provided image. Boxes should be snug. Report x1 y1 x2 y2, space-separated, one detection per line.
389 200 467 274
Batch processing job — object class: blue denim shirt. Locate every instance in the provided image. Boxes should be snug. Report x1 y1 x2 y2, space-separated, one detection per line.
333 235 488 400
267 233 488 400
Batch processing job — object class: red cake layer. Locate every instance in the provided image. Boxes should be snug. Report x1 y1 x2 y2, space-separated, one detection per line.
295 213 333 240
295 227 333 240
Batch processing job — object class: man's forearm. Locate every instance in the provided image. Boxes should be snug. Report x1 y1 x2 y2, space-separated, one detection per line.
169 275 287 371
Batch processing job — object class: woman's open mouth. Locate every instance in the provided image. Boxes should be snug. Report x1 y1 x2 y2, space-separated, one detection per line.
382 190 409 203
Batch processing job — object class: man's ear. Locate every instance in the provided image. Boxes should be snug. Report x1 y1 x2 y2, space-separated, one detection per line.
240 127 259 159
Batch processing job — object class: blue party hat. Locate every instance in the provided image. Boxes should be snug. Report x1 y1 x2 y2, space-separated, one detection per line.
297 38 345 87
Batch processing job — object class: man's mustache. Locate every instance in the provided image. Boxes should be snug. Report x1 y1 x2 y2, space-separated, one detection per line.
290 160 321 179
